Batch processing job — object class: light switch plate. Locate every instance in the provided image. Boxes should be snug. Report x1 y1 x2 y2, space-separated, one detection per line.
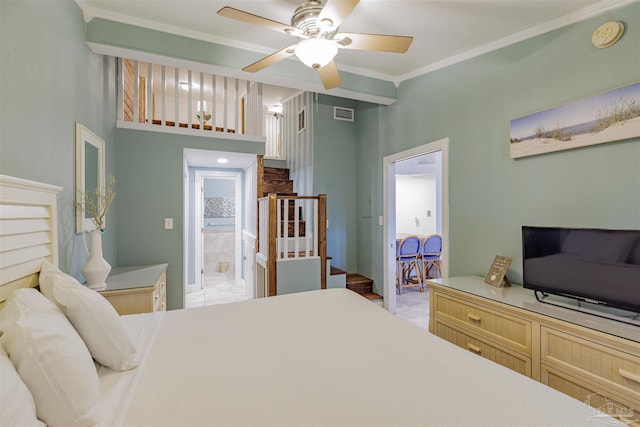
164 218 173 230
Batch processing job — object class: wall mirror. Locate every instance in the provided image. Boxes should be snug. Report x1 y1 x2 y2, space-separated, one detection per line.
75 123 105 233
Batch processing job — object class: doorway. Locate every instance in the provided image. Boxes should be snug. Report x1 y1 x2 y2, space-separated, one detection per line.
194 170 242 290
383 138 449 314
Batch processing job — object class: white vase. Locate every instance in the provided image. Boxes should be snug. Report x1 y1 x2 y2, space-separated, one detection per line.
81 229 111 290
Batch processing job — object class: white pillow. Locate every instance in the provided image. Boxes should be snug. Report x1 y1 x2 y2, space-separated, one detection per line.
0 344 45 427
0 288 99 427
39 261 138 371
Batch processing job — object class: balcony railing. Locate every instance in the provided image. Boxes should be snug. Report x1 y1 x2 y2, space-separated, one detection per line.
118 58 283 158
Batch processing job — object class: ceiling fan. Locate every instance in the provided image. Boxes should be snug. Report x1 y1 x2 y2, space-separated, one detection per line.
217 0 413 90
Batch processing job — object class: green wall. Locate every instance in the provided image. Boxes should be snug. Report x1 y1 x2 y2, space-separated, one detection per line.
354 103 384 290
115 128 263 310
85 18 399 104
357 2 640 292
313 95 359 273
0 0 118 279
3 0 638 305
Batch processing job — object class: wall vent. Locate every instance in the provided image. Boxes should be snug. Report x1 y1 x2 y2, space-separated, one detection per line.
333 106 354 122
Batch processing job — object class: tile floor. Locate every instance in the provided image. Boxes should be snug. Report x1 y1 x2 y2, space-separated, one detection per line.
184 272 249 308
394 285 430 331
185 274 430 331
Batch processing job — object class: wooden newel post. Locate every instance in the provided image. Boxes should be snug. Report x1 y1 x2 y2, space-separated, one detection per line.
318 194 327 290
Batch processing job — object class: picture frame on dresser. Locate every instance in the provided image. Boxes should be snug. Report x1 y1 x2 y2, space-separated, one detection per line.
484 255 512 287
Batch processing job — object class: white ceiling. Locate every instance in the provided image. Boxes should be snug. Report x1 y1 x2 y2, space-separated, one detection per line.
78 0 630 83
184 148 258 168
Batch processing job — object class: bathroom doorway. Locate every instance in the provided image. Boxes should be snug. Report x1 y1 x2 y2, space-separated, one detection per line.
194 170 242 289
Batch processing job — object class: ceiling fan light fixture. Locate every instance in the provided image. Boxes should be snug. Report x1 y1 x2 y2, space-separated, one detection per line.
295 38 338 69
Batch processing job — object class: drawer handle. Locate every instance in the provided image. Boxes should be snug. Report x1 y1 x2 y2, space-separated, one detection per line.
468 313 481 322
619 369 640 384
467 343 482 354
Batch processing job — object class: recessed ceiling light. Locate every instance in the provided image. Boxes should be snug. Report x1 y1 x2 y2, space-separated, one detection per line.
217 158 228 164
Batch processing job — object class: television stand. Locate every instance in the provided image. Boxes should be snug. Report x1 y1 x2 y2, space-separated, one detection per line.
428 276 639 425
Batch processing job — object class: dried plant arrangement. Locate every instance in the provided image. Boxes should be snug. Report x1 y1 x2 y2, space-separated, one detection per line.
77 175 116 231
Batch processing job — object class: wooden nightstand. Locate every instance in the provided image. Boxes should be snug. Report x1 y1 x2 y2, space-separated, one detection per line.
99 264 168 315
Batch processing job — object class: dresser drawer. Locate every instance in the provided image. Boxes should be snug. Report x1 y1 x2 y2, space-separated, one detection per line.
100 264 168 315
541 363 638 425
541 326 640 402
153 270 166 311
433 291 531 354
433 320 531 377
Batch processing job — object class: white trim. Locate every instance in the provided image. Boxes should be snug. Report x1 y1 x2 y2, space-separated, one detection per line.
87 43 398 106
75 123 106 234
297 107 306 133
83 7 273 55
382 138 449 314
182 156 189 308
80 0 634 88
194 170 243 289
397 0 637 84
194 172 204 289
0 174 62 194
116 120 266 143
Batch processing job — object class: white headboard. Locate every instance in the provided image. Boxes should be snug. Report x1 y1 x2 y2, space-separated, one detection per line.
0 174 62 305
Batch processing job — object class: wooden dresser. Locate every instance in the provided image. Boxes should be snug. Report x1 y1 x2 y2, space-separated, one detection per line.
429 276 639 425
99 264 168 315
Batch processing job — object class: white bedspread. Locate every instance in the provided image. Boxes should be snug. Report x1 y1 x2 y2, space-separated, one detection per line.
103 289 620 426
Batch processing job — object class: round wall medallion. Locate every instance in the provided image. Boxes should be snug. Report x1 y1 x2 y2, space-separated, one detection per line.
592 21 624 48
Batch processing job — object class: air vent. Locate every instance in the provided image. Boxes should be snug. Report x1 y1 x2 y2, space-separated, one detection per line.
333 106 354 122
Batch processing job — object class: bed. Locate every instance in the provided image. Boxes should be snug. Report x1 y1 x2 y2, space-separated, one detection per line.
0 174 624 426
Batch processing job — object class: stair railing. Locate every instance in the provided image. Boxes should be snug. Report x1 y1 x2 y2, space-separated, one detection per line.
257 193 326 296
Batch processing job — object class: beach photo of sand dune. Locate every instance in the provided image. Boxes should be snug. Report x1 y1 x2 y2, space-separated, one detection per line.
510 82 640 159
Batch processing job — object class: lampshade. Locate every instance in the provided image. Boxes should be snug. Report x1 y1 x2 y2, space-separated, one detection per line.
294 38 338 69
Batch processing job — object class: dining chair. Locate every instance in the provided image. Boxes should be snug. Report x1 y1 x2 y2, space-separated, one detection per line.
396 236 421 294
421 234 442 287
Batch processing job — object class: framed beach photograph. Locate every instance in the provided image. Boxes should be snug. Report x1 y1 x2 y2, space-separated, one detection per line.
510 82 640 159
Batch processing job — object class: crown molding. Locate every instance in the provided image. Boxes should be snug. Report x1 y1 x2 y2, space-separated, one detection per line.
398 0 638 83
77 0 636 88
76 3 273 55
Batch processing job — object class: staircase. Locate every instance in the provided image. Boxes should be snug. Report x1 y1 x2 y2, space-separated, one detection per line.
262 166 295 197
257 161 327 296
262 166 307 238
346 273 382 303
259 162 377 302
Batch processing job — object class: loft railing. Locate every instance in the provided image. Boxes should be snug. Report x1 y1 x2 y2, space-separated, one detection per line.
257 193 327 296
117 58 284 158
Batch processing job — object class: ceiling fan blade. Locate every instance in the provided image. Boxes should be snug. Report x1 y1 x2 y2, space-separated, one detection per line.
317 0 359 30
336 32 413 53
217 6 296 35
243 45 296 73
317 60 342 90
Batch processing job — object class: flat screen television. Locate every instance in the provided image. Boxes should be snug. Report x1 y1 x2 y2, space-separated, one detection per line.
522 226 640 313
